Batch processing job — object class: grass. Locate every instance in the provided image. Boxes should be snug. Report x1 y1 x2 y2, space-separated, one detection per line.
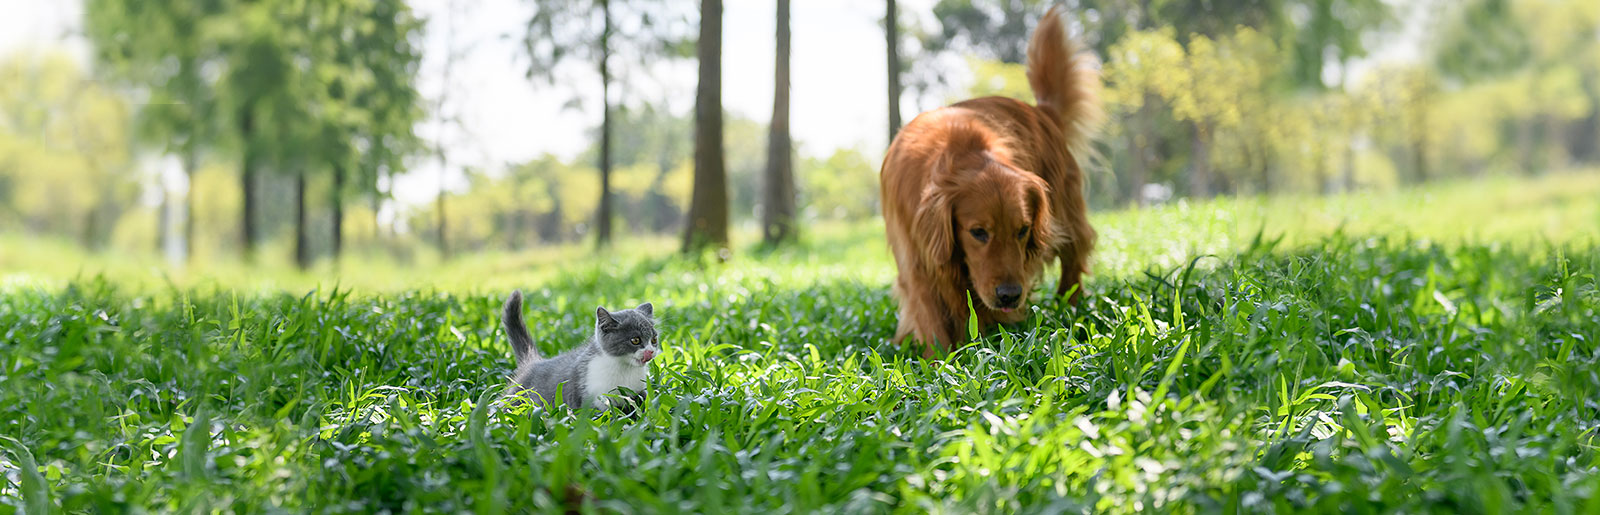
2 171 1598 513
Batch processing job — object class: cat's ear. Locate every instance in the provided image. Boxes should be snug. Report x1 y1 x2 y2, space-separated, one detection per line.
596 306 618 331
636 302 653 317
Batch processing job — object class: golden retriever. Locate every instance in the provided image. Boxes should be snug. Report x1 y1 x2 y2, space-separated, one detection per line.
880 6 1102 356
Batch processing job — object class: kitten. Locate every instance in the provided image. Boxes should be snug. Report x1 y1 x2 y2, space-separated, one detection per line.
501 290 662 411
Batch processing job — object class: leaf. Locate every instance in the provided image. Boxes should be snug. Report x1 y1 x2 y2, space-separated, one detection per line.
180 405 210 480
2 437 51 514
965 291 980 341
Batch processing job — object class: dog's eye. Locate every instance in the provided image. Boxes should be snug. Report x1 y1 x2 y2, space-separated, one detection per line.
969 228 989 243
630 337 641 346
1017 225 1030 240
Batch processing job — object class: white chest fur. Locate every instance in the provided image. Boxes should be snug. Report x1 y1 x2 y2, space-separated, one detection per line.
582 355 649 409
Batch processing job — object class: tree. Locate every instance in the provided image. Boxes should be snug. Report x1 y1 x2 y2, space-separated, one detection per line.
682 0 727 254
0 53 138 247
433 0 468 259
886 0 904 142
311 0 425 263
1104 29 1187 205
1287 0 1392 89
523 0 693 248
762 0 796 246
84 0 224 263
1143 29 1278 197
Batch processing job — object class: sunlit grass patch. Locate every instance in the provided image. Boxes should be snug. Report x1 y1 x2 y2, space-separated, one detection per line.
2 174 1598 512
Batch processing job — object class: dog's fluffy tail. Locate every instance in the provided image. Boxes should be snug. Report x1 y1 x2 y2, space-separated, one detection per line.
503 290 540 365
1026 5 1103 156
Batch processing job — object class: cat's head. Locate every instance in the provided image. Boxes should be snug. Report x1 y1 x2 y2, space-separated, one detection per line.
594 302 660 367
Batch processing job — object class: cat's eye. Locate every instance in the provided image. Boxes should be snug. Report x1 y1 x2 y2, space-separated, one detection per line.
630 337 641 346
1017 225 1030 240
969 228 989 243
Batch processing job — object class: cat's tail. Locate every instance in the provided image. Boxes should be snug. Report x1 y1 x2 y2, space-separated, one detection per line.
503 290 541 364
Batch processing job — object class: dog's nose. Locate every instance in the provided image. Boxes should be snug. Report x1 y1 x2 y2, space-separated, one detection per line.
995 284 1023 307
640 349 656 362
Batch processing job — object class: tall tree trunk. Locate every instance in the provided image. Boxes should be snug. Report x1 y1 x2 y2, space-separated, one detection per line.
762 0 795 246
683 0 728 254
1342 137 1357 193
1411 133 1429 183
372 189 384 241
596 0 614 248
1188 121 1212 198
1123 99 1152 207
158 175 170 255
332 163 344 261
1516 117 1536 175
885 0 903 144
1123 129 1145 207
1313 142 1329 195
1543 115 1566 173
183 146 197 262
436 166 447 258
1338 57 1357 193
294 173 310 270
1410 94 1430 183
240 108 258 261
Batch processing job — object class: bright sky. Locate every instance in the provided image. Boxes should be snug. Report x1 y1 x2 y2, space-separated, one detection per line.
399 0 943 208
4 0 940 209
3 0 1426 210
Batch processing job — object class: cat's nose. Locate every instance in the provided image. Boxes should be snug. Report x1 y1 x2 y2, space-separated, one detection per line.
640 349 656 362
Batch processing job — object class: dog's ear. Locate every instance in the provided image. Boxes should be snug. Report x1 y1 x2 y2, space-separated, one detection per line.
913 184 956 271
1024 176 1062 254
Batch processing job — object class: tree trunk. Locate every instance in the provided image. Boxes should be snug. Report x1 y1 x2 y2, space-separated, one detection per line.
436 173 447 258
1543 115 1566 173
1516 117 1536 175
1313 142 1329 195
683 0 728 254
1410 94 1430 183
762 0 795 246
596 0 614 248
1411 134 1429 183
183 146 197 262
1122 127 1143 208
1188 121 1212 198
158 175 170 254
1123 99 1151 207
332 163 344 261
294 173 310 270
372 191 384 241
240 108 258 261
1258 141 1272 195
885 0 903 144
1342 139 1356 193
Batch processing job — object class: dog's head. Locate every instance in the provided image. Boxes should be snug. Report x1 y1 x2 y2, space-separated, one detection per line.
915 153 1058 319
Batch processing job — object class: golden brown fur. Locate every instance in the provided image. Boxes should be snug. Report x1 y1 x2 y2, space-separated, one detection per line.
879 6 1103 355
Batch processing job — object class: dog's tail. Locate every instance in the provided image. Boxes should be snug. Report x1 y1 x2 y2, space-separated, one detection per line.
1026 5 1103 157
503 290 541 365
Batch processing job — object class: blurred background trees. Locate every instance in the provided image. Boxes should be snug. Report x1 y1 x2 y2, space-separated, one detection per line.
2 0 1597 265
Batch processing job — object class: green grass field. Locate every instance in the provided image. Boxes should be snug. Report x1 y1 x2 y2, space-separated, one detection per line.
3 172 1599 513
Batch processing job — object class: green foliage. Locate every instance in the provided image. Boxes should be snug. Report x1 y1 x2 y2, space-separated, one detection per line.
799 148 880 221
959 57 1031 101
2 175 1598 511
1287 0 1393 88
0 52 139 246
84 0 425 265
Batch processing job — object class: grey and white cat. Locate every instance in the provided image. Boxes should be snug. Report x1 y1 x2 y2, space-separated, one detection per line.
502 290 662 410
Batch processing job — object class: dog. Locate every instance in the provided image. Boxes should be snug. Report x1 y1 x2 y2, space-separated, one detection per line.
879 5 1102 356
